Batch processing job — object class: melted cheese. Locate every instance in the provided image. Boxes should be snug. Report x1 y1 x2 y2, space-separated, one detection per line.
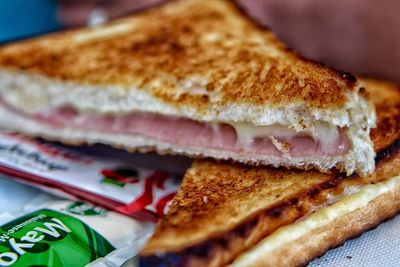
229 121 339 146
230 122 299 142
231 175 400 266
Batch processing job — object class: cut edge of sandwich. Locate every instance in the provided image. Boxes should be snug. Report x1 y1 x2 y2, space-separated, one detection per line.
0 70 376 176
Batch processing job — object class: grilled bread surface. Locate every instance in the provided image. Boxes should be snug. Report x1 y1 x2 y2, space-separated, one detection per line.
0 0 376 175
140 79 400 266
0 0 367 113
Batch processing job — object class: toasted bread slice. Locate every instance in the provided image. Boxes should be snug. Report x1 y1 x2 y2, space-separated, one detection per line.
0 0 375 175
140 78 400 266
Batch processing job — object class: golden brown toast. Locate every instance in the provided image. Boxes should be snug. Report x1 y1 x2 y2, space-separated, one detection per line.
0 0 360 110
140 78 400 267
362 78 400 153
0 0 376 176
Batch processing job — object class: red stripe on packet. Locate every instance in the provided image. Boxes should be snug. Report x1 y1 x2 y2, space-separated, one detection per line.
156 193 176 217
116 171 169 215
0 164 171 222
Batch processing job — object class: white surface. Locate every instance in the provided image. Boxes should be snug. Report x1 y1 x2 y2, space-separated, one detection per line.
309 214 400 267
0 175 59 213
1 175 399 266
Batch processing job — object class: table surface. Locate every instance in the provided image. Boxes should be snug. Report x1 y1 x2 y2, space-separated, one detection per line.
0 175 399 267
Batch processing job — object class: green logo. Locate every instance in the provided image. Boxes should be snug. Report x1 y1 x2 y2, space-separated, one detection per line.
100 167 139 188
0 208 115 267
67 202 107 216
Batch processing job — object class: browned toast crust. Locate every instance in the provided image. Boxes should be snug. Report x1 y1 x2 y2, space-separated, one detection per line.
141 147 400 266
0 0 360 110
365 78 400 153
233 182 400 267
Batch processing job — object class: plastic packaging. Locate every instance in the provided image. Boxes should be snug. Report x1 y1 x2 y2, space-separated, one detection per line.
0 197 153 267
0 131 183 221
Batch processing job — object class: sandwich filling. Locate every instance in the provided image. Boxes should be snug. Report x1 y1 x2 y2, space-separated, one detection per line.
0 102 350 158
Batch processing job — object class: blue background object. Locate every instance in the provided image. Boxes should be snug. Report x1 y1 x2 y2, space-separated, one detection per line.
0 0 61 43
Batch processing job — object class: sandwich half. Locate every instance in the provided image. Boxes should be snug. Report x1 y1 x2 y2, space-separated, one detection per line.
140 78 400 266
0 0 375 175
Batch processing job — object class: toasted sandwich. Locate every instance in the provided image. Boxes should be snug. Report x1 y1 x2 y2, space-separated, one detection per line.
140 78 400 267
0 0 375 175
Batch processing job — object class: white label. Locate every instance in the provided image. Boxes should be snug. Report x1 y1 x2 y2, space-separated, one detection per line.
0 131 180 211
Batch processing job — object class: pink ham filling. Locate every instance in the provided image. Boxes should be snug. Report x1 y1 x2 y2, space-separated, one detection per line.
24 106 350 158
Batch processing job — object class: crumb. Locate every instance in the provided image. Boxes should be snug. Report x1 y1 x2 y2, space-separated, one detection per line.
299 119 307 129
203 196 209 204
269 136 291 157
282 142 292 151
346 256 352 259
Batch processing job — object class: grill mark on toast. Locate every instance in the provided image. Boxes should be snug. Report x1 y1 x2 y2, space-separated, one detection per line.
376 140 400 164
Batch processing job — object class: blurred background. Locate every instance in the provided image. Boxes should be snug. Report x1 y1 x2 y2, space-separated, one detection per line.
0 0 399 83
0 0 60 42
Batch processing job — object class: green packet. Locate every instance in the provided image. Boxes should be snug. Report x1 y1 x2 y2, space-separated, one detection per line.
0 201 154 267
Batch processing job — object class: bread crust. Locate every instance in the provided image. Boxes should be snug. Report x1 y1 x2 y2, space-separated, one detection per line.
232 182 400 267
365 78 400 153
0 0 362 111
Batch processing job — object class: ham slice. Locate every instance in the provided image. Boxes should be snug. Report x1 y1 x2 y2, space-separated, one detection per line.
26 106 350 158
